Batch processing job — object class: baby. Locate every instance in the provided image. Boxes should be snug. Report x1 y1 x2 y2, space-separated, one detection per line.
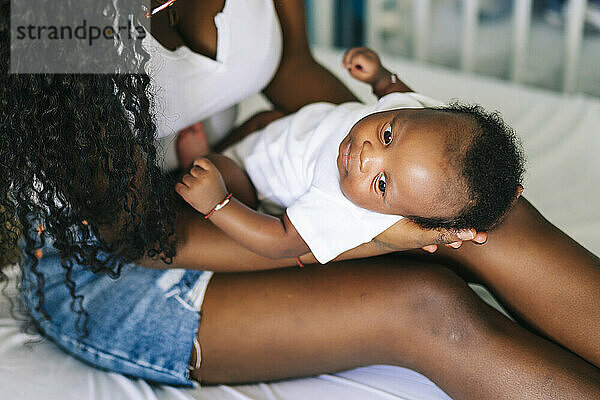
176 48 524 264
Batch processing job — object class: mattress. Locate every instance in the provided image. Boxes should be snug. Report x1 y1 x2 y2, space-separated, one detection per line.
1 46 599 400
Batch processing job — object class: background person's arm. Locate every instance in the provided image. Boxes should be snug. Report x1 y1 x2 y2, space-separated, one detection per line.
263 0 358 112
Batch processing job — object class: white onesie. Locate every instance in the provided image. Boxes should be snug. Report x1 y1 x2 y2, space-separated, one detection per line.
224 92 443 263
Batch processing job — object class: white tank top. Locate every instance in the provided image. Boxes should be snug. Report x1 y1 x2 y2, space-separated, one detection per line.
144 0 283 142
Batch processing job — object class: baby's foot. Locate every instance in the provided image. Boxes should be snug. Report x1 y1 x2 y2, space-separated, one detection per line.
176 122 210 170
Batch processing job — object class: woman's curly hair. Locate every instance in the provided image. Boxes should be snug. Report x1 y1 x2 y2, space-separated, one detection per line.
0 0 177 331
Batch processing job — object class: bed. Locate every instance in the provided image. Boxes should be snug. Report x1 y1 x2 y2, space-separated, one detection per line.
2 46 599 400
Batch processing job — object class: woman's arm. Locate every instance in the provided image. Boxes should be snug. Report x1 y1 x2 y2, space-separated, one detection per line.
307 218 479 264
262 0 358 112
141 208 485 272
141 201 484 272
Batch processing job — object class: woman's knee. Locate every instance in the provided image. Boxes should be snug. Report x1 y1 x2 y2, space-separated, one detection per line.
191 262 501 380
385 265 496 359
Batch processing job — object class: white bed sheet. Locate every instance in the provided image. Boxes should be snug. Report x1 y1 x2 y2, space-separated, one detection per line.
1 47 599 400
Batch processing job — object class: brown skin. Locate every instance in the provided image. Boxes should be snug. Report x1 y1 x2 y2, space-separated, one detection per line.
337 108 471 217
263 1 359 111
193 260 600 399
432 197 600 369
342 47 414 96
147 9 600 397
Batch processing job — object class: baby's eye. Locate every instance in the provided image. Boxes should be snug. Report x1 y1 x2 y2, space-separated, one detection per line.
383 125 392 145
377 174 386 194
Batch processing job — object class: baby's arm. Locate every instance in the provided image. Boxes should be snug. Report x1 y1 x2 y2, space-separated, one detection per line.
175 158 310 260
342 47 412 98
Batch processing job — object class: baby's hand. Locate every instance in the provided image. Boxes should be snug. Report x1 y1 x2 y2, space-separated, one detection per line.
342 47 386 86
175 158 228 215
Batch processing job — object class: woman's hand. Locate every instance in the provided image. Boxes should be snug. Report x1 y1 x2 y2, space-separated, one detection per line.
175 158 228 215
374 218 488 254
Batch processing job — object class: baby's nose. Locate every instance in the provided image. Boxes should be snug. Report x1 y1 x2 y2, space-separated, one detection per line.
359 141 380 172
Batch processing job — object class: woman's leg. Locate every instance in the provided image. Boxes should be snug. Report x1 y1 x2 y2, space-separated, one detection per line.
214 110 286 152
433 197 600 367
191 257 600 399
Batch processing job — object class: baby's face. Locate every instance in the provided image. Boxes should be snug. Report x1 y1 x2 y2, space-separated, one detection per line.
337 108 468 219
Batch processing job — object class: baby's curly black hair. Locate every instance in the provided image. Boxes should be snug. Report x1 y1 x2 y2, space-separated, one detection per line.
406 103 525 232
0 0 177 331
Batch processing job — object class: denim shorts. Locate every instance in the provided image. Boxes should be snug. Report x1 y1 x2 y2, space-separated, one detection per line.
20 235 213 386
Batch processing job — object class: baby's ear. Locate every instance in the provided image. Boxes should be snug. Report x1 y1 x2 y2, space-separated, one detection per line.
515 185 524 199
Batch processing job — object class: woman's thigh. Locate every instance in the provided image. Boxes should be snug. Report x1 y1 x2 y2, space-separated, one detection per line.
192 257 600 399
433 197 600 366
